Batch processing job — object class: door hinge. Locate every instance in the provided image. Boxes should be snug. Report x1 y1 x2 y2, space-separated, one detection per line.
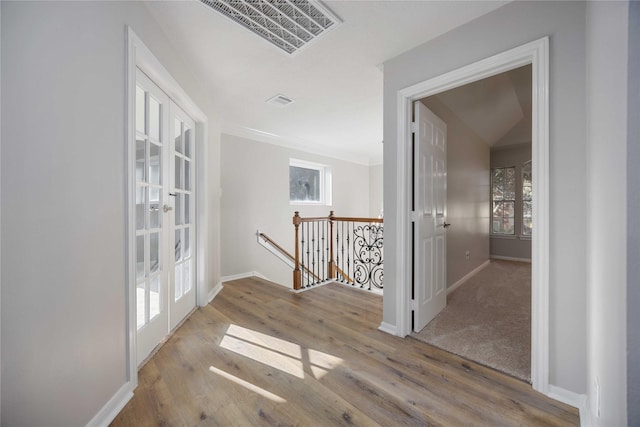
411 299 418 311
411 121 418 133
410 210 418 222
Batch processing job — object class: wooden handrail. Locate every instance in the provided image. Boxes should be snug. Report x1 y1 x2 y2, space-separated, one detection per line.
336 266 354 284
259 232 321 284
331 216 383 223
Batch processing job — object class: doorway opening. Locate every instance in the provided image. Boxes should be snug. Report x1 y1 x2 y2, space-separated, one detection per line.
394 37 549 393
410 64 532 382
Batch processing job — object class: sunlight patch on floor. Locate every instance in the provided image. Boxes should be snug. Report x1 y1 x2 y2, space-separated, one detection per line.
208 365 286 403
219 324 344 380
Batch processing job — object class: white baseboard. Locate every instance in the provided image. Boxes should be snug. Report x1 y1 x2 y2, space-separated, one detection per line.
86 381 134 427
208 282 224 303
447 260 490 294
547 385 590 426
490 255 531 263
378 321 398 336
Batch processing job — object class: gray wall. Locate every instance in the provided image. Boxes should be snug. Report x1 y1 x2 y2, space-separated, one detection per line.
627 1 640 423
1 2 221 425
221 134 370 286
369 163 383 218
586 1 629 425
489 144 532 260
383 1 587 393
420 97 490 288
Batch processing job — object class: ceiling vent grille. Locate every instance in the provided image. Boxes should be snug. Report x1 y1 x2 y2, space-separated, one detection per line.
266 94 295 106
200 0 341 55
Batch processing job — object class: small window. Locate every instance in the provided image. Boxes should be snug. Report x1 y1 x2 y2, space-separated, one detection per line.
491 167 516 234
289 159 332 205
522 161 532 236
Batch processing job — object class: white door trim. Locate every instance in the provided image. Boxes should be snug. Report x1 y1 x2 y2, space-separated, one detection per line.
125 26 209 387
394 37 549 394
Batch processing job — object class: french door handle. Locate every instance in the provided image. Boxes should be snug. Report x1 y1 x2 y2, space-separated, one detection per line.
443 222 451 228
163 204 173 213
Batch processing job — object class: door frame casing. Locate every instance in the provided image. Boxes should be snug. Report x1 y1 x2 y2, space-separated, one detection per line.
125 26 209 386
393 37 549 393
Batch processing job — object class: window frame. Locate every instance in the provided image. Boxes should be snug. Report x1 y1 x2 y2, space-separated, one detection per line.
521 160 532 238
289 158 332 206
491 166 517 236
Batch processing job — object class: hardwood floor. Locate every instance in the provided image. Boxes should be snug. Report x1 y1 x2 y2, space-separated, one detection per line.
111 278 579 426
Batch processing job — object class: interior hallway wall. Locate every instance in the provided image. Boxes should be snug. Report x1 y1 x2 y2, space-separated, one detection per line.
1 2 221 425
420 97 490 288
221 133 370 287
369 164 383 218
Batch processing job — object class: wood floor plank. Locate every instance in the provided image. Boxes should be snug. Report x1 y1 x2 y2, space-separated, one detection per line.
111 277 579 427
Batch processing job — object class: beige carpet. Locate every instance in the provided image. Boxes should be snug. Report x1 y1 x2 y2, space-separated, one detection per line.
411 260 531 382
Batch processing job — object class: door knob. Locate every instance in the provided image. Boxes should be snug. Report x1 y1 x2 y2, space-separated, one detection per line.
163 204 173 213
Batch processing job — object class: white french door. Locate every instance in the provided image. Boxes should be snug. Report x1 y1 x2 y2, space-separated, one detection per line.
135 68 196 365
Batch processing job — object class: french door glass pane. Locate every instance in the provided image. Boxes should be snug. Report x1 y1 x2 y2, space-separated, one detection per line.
149 276 160 320
175 193 182 226
149 187 161 229
136 185 145 230
184 160 191 191
184 260 191 293
175 264 182 300
175 156 182 190
175 229 182 262
149 143 161 185
149 96 161 141
184 194 190 224
136 139 146 182
185 128 192 158
174 119 183 154
135 86 145 134
136 235 145 280
136 281 146 329
150 232 160 275
184 227 191 259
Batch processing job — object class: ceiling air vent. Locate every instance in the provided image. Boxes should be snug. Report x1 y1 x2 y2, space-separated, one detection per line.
200 0 341 55
266 94 295 106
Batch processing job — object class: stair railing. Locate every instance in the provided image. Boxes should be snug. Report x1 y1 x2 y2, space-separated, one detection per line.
293 211 383 291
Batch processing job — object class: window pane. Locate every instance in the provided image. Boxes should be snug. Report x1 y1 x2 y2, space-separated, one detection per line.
503 168 516 200
290 166 321 202
523 201 533 235
136 86 145 134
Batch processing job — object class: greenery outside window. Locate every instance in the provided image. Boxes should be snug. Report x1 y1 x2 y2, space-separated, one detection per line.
491 167 516 234
522 161 532 236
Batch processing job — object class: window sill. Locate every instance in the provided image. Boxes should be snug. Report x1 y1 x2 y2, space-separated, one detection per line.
491 234 517 240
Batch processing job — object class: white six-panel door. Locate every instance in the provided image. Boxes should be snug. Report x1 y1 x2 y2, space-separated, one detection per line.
135 68 196 365
413 101 447 332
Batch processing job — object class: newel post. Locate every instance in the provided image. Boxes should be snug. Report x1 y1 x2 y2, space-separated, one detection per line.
327 210 336 279
293 211 302 290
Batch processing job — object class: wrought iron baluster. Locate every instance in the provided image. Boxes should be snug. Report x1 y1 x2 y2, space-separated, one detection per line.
321 220 325 282
300 222 305 288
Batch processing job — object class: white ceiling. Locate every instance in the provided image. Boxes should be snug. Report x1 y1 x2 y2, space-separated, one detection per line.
433 64 532 148
145 0 510 165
